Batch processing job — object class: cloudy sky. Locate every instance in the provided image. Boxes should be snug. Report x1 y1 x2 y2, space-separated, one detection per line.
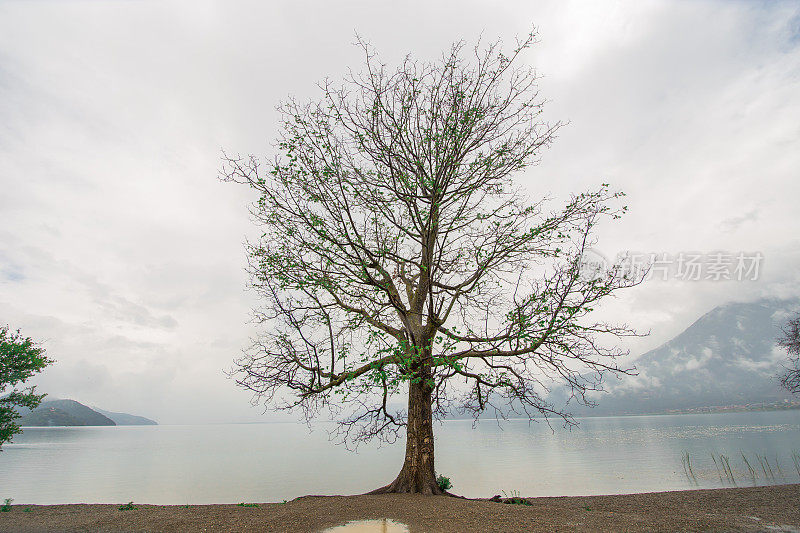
1 1 799 424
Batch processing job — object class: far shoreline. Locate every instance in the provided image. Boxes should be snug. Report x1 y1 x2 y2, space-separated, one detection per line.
18 404 800 429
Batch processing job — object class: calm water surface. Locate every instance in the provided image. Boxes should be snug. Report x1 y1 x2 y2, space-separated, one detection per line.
2 410 799 504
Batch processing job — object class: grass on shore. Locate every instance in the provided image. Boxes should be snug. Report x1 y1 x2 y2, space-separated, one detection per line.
682 449 800 487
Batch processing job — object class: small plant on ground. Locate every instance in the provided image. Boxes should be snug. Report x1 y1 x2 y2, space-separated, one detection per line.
23 507 32 513
118 502 136 511
1 499 12 512
180 504 191 509
436 474 452 492
237 502 259 508
501 490 532 506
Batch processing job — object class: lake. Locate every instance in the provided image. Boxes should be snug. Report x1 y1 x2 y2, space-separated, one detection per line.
2 410 799 504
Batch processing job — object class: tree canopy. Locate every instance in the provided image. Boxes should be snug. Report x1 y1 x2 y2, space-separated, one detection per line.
0 325 53 449
223 31 641 493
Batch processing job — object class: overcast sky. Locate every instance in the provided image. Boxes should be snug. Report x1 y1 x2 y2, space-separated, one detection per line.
1 1 799 424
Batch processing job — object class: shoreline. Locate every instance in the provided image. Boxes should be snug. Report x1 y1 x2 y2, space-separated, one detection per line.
1 484 799 532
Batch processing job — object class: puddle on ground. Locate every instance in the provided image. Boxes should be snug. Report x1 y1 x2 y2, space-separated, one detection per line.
322 519 410 532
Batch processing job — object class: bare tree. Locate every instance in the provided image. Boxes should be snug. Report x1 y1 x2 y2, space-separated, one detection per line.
778 314 800 394
221 31 642 494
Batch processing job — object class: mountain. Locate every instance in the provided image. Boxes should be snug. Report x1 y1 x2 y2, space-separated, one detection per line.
16 407 86 427
584 298 800 415
19 399 115 426
18 399 158 427
94 408 157 425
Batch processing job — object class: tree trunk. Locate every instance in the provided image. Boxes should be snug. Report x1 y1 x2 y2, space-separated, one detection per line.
369 376 443 495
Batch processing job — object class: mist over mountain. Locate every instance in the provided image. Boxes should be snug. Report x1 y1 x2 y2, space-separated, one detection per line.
16 300 799 424
579 298 800 415
94 408 157 426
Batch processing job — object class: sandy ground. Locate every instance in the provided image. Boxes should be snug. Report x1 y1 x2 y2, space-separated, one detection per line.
0 484 798 532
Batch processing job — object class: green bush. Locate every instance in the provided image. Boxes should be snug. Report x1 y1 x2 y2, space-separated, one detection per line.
118 502 136 511
1 498 12 512
436 474 452 492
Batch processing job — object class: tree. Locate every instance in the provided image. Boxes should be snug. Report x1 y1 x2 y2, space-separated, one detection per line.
222 31 641 494
0 325 53 449
778 314 800 394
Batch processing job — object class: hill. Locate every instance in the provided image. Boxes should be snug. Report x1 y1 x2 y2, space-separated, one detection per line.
583 297 800 415
16 407 86 427
19 399 115 426
94 408 157 425
18 399 158 427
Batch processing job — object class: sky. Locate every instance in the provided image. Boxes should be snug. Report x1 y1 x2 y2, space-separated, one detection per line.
1 0 799 424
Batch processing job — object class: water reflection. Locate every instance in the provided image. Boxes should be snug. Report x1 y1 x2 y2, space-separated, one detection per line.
323 519 409 532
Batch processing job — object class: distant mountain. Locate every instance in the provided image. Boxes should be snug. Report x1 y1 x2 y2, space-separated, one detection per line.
583 298 800 415
19 399 115 426
17 407 86 427
18 399 158 427
94 408 157 425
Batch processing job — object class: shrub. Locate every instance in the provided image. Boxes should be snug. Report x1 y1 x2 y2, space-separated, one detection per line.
502 490 532 506
436 474 452 492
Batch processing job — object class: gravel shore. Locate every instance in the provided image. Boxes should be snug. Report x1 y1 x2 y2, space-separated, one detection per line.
1 484 798 532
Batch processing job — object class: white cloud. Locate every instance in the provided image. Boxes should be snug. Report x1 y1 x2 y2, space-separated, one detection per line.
1 0 798 423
